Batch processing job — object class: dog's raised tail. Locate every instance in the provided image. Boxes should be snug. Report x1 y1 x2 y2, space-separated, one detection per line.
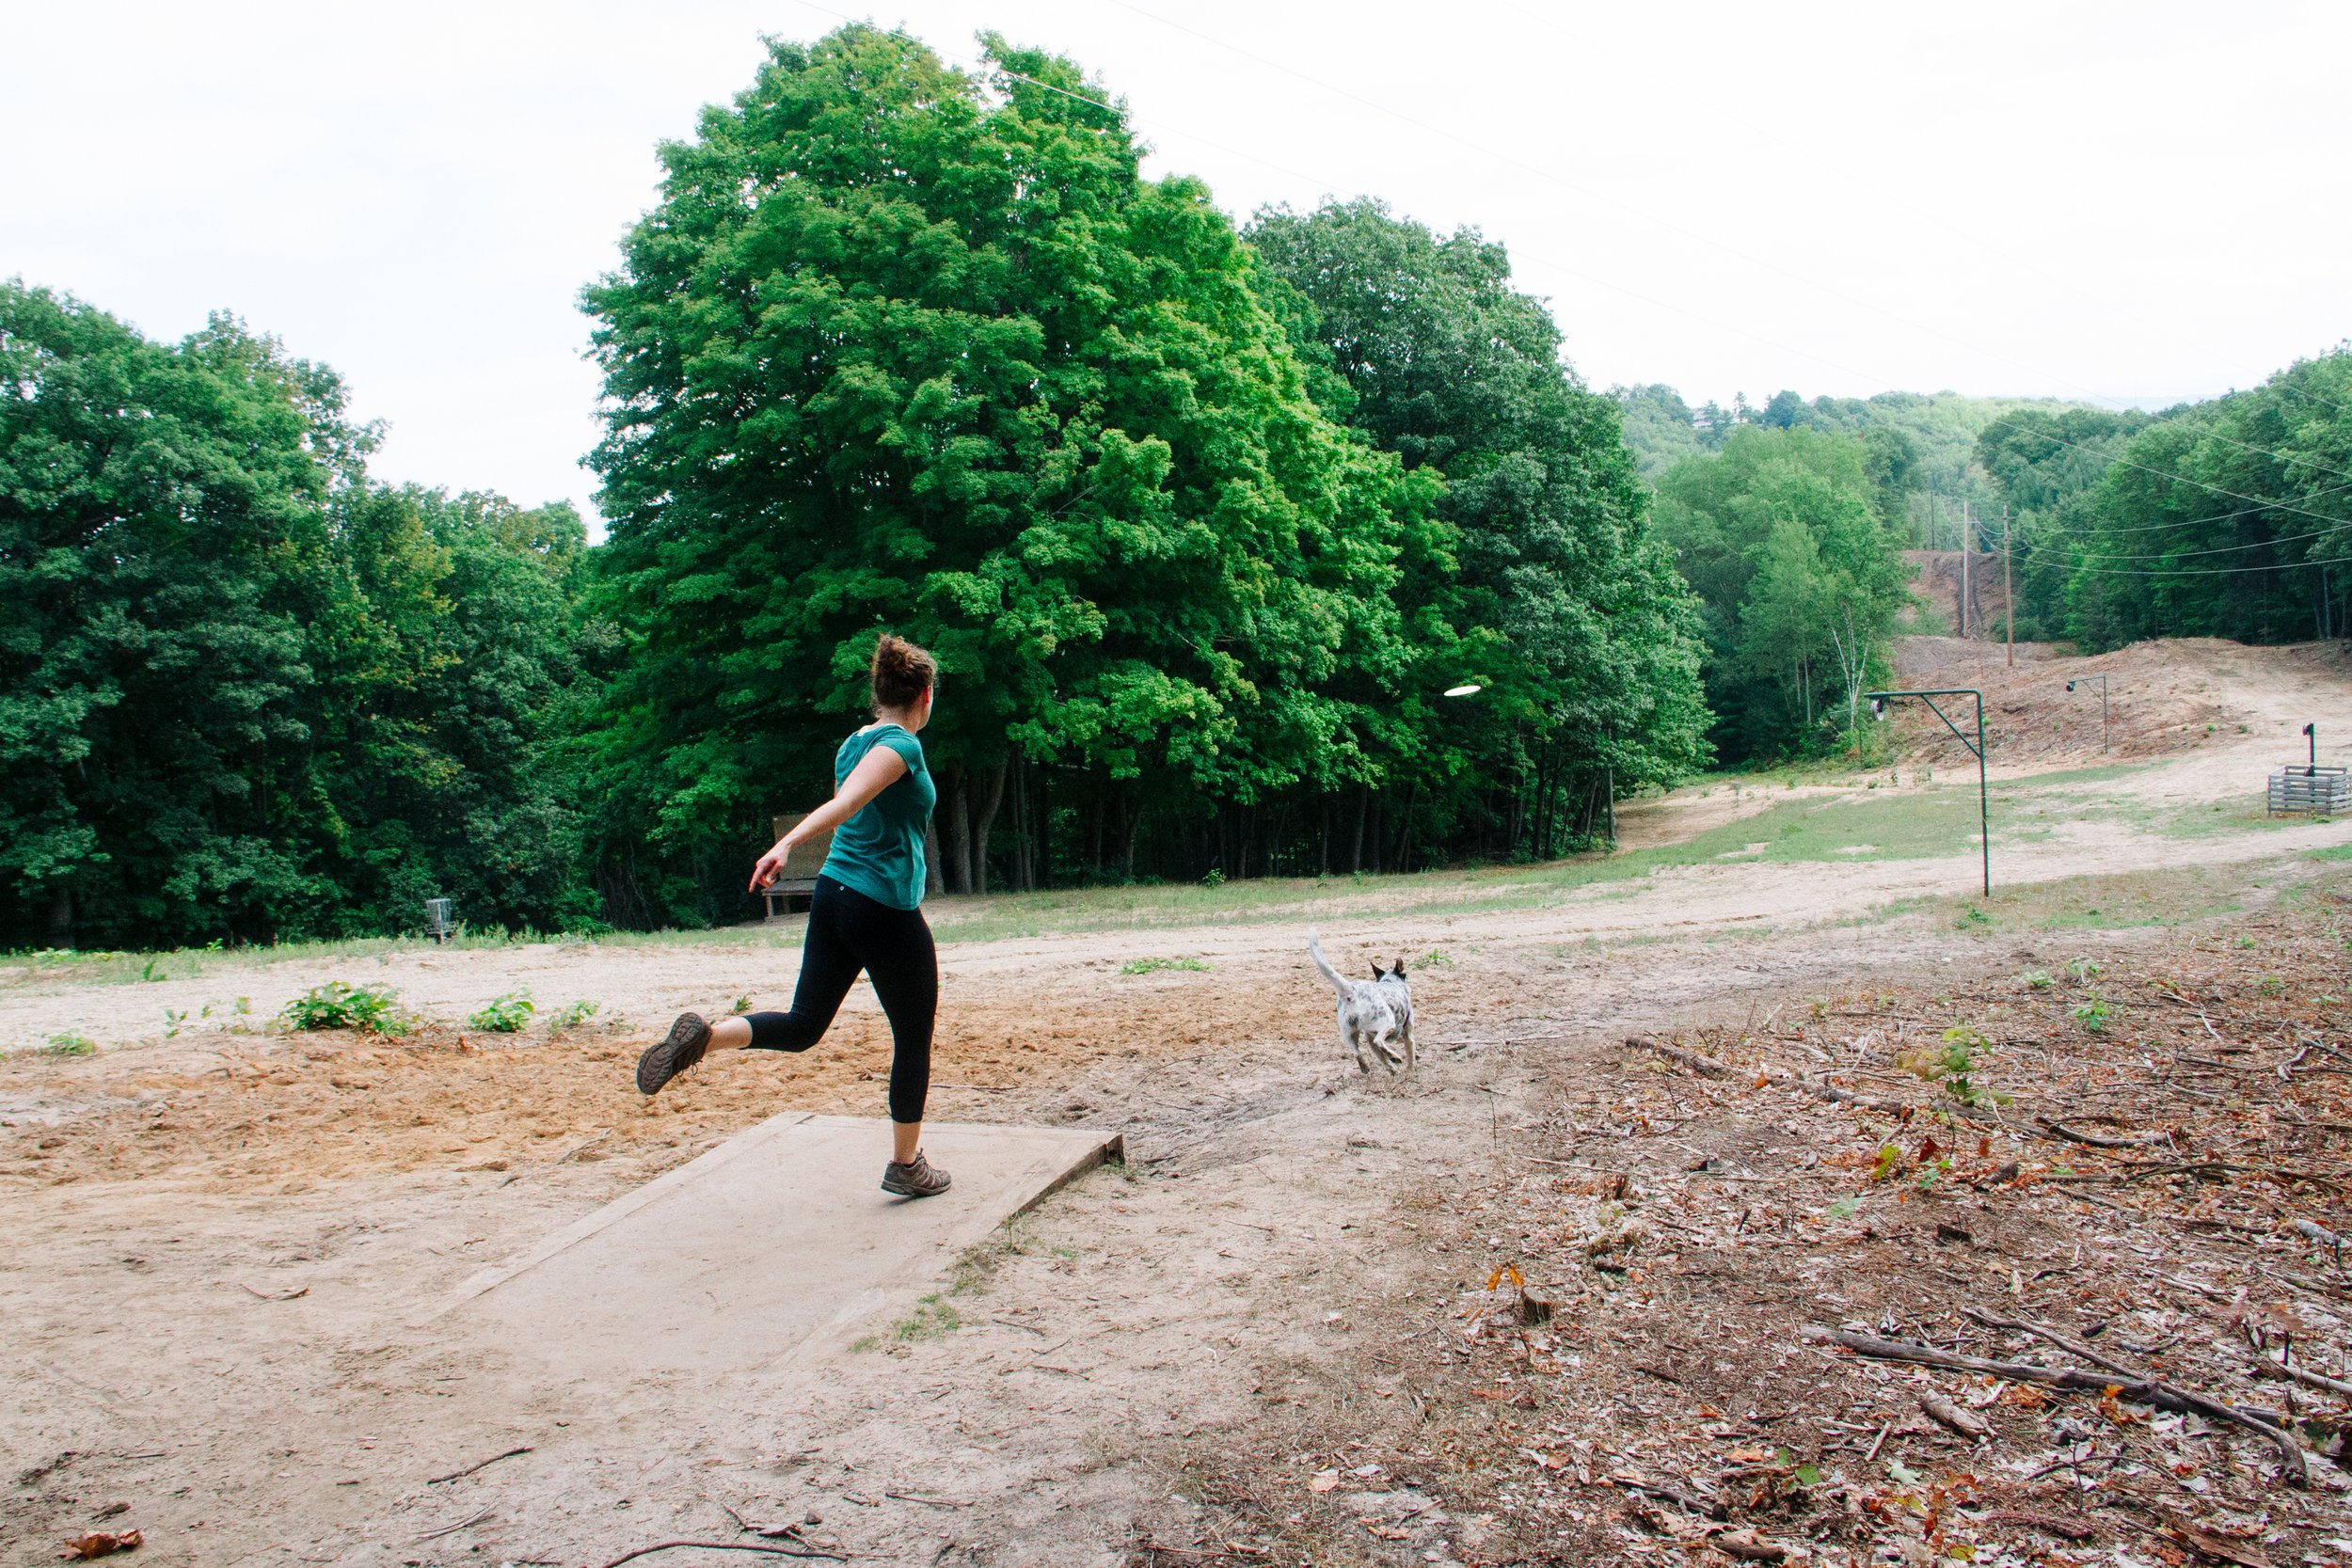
1306 927 1350 999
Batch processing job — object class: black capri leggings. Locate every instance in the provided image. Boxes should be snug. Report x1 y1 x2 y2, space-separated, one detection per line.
745 875 936 1124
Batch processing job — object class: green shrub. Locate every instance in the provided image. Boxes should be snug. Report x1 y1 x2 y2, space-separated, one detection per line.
2071 996 2112 1033
469 990 535 1032
280 981 409 1036
41 1031 95 1056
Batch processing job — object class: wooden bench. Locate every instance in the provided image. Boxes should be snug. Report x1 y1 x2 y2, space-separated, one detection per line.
759 813 837 918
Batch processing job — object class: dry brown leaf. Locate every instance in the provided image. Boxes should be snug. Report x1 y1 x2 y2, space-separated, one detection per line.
60 1531 141 1560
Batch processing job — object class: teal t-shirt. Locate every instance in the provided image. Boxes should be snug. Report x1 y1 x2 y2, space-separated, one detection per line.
818 723 936 910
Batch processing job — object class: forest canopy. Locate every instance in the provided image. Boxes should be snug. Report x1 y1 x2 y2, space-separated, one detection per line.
8 20 2348 950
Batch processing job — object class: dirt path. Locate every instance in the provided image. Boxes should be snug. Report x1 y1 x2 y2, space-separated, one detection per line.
7 636 2352 1565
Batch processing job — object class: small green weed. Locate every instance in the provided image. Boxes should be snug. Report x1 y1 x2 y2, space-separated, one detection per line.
1200 867 1226 889
2068 956 2101 982
469 990 536 1032
546 999 602 1038
1421 949 1455 968
2256 975 2286 998
1824 1196 1862 1220
41 1030 96 1056
2072 996 2112 1033
2020 969 2053 990
1953 903 1993 931
731 994 753 1014
280 981 410 1036
849 1334 880 1354
1120 956 1211 975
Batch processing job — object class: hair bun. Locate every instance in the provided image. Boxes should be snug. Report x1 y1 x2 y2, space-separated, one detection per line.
869 633 937 710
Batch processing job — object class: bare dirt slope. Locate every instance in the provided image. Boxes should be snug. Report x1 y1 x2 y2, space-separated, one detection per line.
7 639 2352 1567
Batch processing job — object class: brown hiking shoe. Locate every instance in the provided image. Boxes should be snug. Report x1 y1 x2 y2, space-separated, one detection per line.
882 1150 951 1198
636 1012 711 1095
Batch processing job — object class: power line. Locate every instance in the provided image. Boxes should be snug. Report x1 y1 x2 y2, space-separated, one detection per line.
1979 417 2352 533
2007 475 2352 537
2070 527 2334 563
2060 552 2352 579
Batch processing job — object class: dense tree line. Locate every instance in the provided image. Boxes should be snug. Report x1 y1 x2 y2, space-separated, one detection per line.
0 284 596 948
1618 383 2089 550
3 24 1709 945
1976 351 2352 647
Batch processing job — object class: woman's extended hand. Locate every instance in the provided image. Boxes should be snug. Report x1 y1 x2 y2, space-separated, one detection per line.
749 838 795 893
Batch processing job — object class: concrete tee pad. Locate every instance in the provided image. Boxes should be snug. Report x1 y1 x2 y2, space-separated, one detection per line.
436 1114 1119 1377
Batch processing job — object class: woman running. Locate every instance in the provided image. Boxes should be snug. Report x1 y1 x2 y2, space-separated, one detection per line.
633 634 950 1199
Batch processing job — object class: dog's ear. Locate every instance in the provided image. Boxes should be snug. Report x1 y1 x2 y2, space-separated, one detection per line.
1368 963 1382 980
1393 956 1406 975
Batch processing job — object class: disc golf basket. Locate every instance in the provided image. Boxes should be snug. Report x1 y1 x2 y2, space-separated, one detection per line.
2268 768 2347 817
2269 722 2346 817
423 897 456 944
759 813 837 918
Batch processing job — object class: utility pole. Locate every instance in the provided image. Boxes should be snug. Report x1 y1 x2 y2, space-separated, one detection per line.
1961 499 1973 640
2003 503 2014 667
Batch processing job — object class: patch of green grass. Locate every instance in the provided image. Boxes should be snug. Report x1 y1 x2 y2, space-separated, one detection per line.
468 990 535 1032
2311 843 2352 863
930 782 2100 942
891 1291 961 1341
280 981 412 1036
40 1030 96 1056
1119 956 1211 975
1866 863 2251 940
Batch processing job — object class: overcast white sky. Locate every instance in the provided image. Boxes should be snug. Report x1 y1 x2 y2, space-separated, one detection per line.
6 1 2345 528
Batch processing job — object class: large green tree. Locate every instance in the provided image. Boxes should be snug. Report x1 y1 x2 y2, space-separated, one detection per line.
580 26 1425 919
1654 426 1912 759
1248 198 1709 859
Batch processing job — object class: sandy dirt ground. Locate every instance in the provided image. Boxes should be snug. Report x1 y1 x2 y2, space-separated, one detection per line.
7 636 2352 1567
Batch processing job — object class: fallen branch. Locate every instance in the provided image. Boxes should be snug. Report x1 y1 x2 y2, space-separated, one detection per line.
1919 1393 1991 1440
592 1542 845 1568
413 1508 494 1542
1979 1511 2095 1543
1625 1037 2036 1132
2039 1118 2163 1149
2246 1354 2352 1401
239 1282 309 1302
429 1446 532 1485
1961 1308 2140 1380
1606 1473 1725 1519
1624 1036 1730 1078
1814 1326 2308 1486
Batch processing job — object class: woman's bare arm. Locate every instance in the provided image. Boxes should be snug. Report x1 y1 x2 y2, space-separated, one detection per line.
748 746 910 891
